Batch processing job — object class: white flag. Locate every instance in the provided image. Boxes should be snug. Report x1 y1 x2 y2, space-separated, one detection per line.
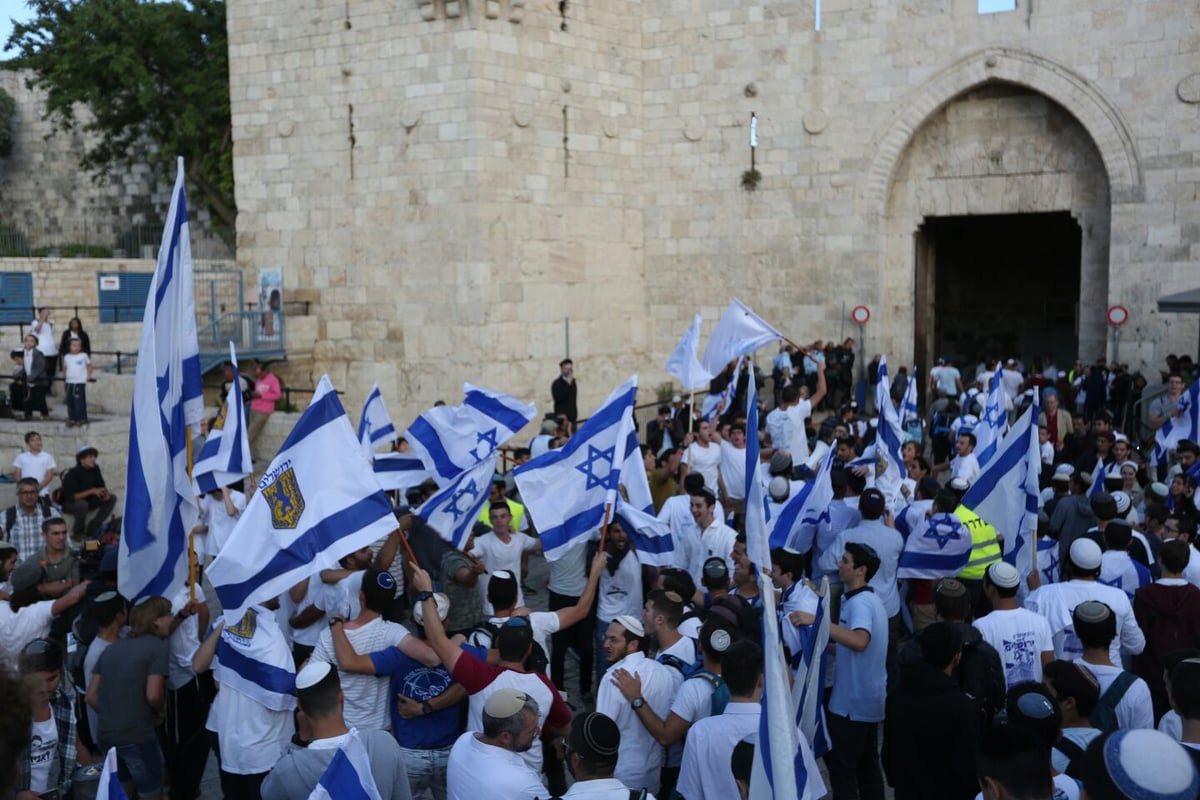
664 314 714 391
700 299 784 376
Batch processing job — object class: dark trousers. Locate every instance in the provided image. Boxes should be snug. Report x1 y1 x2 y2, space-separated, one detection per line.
219 770 266 800
65 495 117 538
66 382 88 421
825 713 885 800
549 589 594 695
24 384 48 418
164 677 211 800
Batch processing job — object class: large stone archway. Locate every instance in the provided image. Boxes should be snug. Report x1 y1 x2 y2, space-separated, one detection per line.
862 48 1140 371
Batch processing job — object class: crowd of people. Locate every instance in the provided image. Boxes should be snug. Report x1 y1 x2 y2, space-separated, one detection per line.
5 349 1200 800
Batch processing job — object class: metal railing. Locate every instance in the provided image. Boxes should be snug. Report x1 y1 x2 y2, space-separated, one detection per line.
0 220 232 261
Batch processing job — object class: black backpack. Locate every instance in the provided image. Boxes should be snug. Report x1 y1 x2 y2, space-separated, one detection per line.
469 619 549 674
4 496 54 534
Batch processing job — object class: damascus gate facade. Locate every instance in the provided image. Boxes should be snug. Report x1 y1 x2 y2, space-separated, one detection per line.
225 0 1199 419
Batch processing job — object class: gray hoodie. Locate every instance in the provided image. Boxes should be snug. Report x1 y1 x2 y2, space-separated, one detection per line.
260 728 413 800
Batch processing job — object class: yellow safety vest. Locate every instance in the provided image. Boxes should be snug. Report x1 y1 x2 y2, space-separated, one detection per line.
477 497 527 531
955 505 1002 579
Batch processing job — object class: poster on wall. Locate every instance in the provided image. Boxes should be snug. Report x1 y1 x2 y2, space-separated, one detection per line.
258 268 283 340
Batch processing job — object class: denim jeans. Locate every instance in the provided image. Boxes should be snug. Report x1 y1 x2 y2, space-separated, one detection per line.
101 740 164 798
397 744 451 800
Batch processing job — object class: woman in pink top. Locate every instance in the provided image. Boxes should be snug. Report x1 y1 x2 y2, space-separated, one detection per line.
248 361 282 462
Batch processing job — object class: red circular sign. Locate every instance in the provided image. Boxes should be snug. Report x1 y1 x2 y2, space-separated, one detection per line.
850 305 871 324
1106 305 1129 327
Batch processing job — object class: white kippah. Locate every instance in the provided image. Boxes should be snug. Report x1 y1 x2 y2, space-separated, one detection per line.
615 614 645 638
987 562 1020 590
492 570 514 581
1103 729 1200 800
296 661 332 690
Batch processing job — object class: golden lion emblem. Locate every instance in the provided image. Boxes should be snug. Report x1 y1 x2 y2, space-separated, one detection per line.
263 466 305 529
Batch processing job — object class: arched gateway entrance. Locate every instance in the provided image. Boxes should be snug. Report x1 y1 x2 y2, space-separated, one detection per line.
863 48 1141 379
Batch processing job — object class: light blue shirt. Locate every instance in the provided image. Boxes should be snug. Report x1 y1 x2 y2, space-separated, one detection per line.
828 586 888 722
814 500 862 579
817 518 904 617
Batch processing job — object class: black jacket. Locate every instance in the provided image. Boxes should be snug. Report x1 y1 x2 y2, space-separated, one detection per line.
901 622 1006 728
883 660 980 800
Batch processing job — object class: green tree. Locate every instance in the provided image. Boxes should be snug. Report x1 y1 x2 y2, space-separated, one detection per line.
5 0 234 241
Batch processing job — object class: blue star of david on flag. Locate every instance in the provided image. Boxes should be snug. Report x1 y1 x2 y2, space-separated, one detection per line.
447 478 479 522
923 518 963 550
1041 550 1059 583
472 428 499 462
576 444 616 491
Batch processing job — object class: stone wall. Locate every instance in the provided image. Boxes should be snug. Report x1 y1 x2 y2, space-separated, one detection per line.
226 0 1200 426
0 71 232 261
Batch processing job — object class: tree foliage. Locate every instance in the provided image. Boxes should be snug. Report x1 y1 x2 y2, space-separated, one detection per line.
5 0 235 240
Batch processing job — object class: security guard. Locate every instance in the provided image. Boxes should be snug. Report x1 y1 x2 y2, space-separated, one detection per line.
948 477 1003 618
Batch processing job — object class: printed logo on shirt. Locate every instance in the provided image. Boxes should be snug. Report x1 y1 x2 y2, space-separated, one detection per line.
1001 631 1039 683
30 734 53 764
401 665 452 702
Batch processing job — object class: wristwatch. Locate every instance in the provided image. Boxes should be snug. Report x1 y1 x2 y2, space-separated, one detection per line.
416 590 434 602
630 696 646 710
421 700 434 716
329 617 344 628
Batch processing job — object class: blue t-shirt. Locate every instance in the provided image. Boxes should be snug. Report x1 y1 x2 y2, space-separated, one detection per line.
370 647 461 749
828 586 888 723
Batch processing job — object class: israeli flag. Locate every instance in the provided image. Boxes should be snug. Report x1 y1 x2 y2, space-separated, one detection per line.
975 364 1008 467
96 746 129 800
213 605 296 712
899 367 920 428
769 447 836 554
874 356 908 509
746 374 824 799
358 384 397 459
1089 459 1108 497
791 576 832 759
665 314 714 391
513 377 638 561
612 498 676 566
372 452 432 492
406 384 537 481
619 428 656 515
119 157 205 601
897 513 973 579
193 343 253 495
702 356 742 422
700 299 784 376
307 728 383 800
1154 379 1200 465
207 376 398 618
962 395 1041 581
417 454 497 549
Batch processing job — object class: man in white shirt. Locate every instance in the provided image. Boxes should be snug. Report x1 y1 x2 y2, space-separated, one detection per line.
656 475 724 572
446 688 546 800
950 432 981 485
688 488 737 588
929 357 963 398
470 502 542 614
560 711 654 799
1072 601 1154 730
974 562 1054 689
13 431 56 497
1025 539 1146 665
1000 359 1024 402
311 568 439 731
680 420 721 494
713 423 748 515
677 639 824 800
596 615 676 794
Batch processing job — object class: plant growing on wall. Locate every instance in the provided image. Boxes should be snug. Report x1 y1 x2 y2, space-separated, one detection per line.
0 88 15 158
5 0 235 243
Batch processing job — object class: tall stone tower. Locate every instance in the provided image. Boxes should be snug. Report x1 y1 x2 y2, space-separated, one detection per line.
227 0 647 415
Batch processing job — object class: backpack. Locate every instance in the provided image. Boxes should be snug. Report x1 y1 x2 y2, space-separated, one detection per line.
657 638 701 679
685 668 730 717
931 409 958 440
469 619 549 674
4 495 53 533
1054 736 1087 779
1089 670 1138 733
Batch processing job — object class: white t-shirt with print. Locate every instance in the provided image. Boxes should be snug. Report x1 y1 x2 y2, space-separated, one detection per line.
973 607 1054 688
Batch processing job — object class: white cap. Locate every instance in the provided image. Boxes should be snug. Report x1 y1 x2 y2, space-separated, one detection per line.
987 562 1020 590
768 475 790 502
1069 538 1103 571
1054 463 1075 476
491 570 515 581
296 661 332 690
412 592 450 625
614 614 645 638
